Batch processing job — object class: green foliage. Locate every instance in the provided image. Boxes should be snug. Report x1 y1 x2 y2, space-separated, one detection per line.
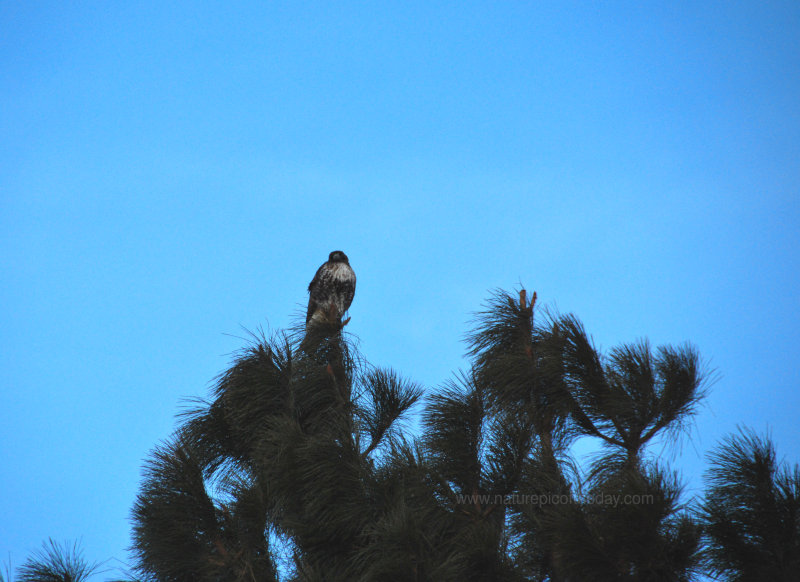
127 287 790 582
554 315 708 457
16 539 99 582
699 428 800 581
132 325 427 580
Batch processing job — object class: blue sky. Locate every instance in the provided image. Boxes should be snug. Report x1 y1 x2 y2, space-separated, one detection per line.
2 1 798 576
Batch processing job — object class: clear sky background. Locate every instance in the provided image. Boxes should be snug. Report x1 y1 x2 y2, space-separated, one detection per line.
2 1 798 577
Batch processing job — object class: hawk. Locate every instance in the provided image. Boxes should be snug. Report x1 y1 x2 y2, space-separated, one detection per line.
306 250 356 327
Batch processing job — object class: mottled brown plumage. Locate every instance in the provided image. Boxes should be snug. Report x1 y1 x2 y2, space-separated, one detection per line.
306 251 356 327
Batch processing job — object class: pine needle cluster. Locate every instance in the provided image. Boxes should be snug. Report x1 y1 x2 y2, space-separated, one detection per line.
121 288 795 582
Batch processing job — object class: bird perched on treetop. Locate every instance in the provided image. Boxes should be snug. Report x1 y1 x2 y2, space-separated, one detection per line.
306 251 356 328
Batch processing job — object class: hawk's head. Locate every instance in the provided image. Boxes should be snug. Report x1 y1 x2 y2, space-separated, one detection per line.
329 250 349 263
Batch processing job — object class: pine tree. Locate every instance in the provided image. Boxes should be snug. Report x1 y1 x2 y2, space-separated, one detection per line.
15 539 99 582
699 429 800 581
130 288 710 581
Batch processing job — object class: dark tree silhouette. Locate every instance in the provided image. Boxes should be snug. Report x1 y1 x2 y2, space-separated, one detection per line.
700 428 800 581
129 288 712 581
467 291 706 581
15 539 99 582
